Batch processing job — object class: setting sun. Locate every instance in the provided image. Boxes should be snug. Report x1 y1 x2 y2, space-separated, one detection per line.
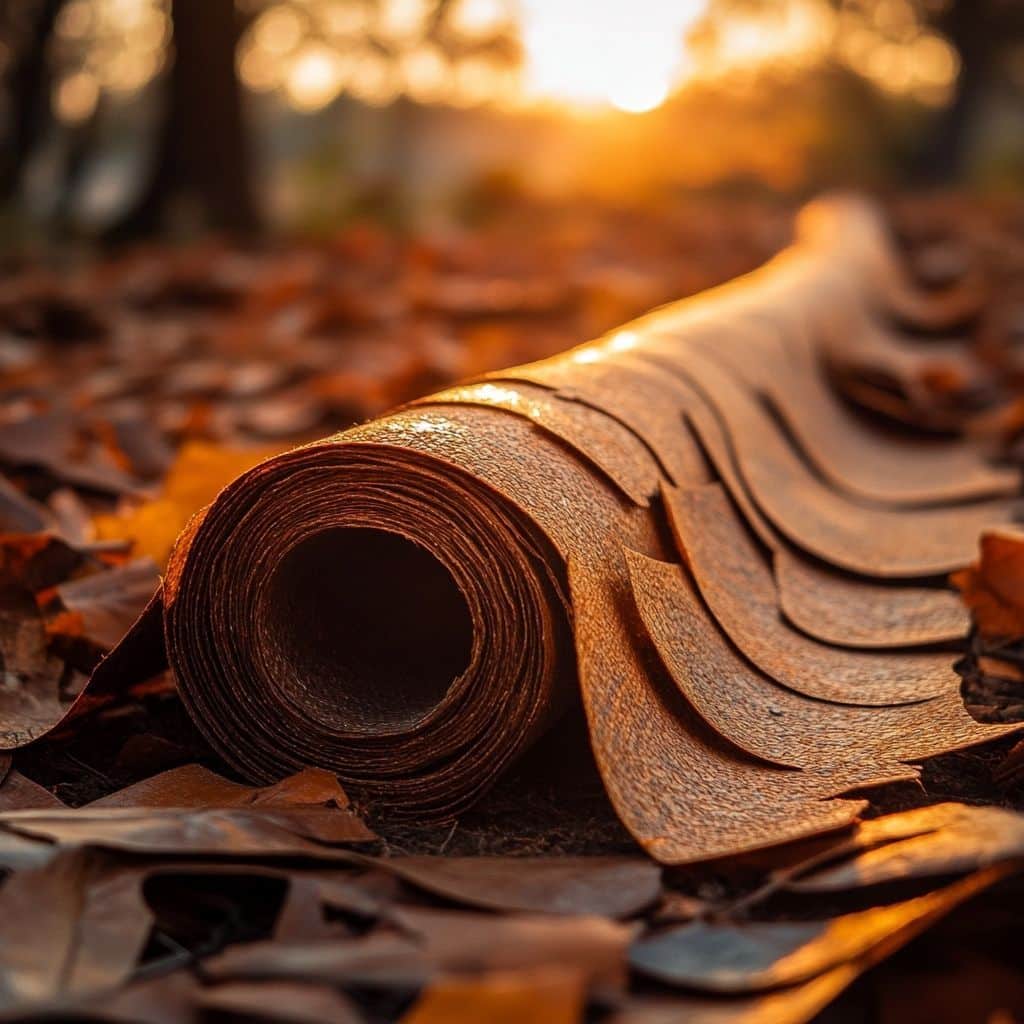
519 0 706 113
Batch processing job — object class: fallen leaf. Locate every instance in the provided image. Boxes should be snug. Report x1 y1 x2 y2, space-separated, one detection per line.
376 855 661 919
399 966 586 1024
195 980 364 1023
629 870 1004 992
952 528 1024 639
50 557 161 654
92 441 283 567
206 908 634 991
0 804 375 857
0 475 55 534
88 764 352 811
0 770 65 811
0 586 68 747
788 803 1024 893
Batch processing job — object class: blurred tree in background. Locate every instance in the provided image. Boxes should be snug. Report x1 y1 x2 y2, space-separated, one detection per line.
114 0 256 238
1 0 1024 245
0 0 521 238
691 0 1024 182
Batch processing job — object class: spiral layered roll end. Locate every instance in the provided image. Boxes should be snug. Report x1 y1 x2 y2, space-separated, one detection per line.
164 430 571 820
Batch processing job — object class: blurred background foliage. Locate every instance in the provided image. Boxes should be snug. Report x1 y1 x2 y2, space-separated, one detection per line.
1 0 1023 246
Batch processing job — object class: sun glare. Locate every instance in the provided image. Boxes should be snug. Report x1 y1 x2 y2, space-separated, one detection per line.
519 0 706 114
608 77 671 114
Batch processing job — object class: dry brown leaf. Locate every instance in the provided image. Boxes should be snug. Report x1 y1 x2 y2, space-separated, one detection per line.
195 980 364 1023
48 557 161 658
376 856 661 919
204 910 633 992
0 804 375 857
0 475 55 535
789 803 1024 893
0 849 152 1013
0 770 65 811
0 849 96 1009
952 528 1024 639
629 870 1003 993
87 764 352 811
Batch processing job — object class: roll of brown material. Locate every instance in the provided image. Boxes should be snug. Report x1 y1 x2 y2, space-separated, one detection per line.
9 196 1021 864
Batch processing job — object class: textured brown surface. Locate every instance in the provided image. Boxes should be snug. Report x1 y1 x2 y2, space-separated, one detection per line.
681 395 970 647
691 325 1016 507
417 380 662 505
4 195 1018 869
664 484 963 706
376 855 660 918
664 349 1014 578
567 550 868 862
774 549 969 649
624 546 1007 779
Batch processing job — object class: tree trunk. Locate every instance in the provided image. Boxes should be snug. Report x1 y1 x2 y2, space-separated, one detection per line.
915 0 993 184
110 0 258 239
0 0 64 200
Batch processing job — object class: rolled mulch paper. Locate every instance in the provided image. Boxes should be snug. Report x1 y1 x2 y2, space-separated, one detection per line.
11 196 1022 864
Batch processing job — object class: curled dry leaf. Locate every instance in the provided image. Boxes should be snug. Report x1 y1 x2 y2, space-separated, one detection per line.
789 803 1024 893
48 557 161 661
0 766 366 879
0 411 146 497
0 475 56 535
0 586 68 748
0 849 153 1011
629 870 1003 993
952 528 1024 639
0 770 65 811
202 930 436 990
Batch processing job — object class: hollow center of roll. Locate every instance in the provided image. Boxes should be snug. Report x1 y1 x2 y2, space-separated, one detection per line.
267 527 473 732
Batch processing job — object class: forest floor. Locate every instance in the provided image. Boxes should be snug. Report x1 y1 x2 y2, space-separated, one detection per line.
3 191 1024 1022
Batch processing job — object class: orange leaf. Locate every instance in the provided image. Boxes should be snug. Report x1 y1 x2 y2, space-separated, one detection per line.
952 528 1024 639
92 440 284 569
